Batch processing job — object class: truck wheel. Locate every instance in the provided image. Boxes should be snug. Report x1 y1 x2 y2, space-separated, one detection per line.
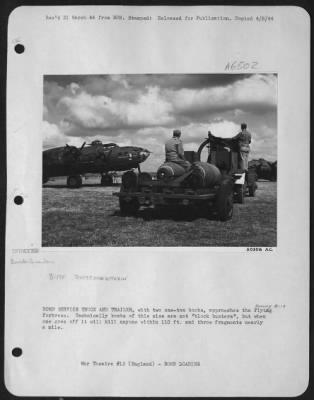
235 183 246 203
67 175 82 188
119 197 140 216
249 182 257 197
216 179 233 221
101 175 113 186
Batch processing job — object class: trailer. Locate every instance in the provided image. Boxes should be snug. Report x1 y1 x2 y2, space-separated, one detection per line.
113 132 257 221
114 168 234 221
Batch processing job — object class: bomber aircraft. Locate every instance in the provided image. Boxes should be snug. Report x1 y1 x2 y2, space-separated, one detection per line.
43 140 150 188
249 158 277 181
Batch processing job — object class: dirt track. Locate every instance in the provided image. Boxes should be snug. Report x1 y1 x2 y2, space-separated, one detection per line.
42 178 276 247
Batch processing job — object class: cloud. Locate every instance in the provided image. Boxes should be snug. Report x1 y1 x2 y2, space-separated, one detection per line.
56 86 174 134
45 74 253 93
43 105 48 118
43 74 277 165
42 121 66 149
58 92 119 130
170 74 277 121
70 82 80 95
126 87 174 126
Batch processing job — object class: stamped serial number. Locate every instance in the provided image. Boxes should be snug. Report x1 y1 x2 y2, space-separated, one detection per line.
225 61 258 71
247 247 273 252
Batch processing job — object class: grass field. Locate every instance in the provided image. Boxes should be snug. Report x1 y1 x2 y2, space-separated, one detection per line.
42 177 276 247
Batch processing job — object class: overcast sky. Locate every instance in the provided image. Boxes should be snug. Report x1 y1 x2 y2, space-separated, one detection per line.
43 74 277 170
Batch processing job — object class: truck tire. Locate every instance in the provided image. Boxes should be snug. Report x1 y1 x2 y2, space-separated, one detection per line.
235 183 246 203
119 197 140 216
101 175 113 186
67 174 82 188
216 179 233 221
249 182 257 197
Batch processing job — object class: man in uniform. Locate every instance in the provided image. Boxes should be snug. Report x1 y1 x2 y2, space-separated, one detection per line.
165 129 190 169
232 123 252 171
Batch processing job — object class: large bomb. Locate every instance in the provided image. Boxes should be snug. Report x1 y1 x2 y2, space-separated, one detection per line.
190 161 222 188
157 162 186 180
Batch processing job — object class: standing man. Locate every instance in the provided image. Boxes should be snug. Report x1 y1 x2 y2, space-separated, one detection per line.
233 123 252 170
165 129 190 169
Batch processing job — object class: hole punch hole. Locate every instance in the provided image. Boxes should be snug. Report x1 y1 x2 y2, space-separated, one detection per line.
14 195 24 205
14 44 25 54
12 347 22 357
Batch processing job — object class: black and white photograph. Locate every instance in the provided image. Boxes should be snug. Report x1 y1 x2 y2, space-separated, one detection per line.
42 73 277 247
5 5 310 398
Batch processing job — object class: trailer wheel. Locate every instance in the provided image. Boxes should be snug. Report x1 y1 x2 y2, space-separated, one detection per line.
122 170 138 190
119 181 140 216
216 179 233 221
67 174 82 188
119 197 140 216
249 182 257 197
235 183 246 203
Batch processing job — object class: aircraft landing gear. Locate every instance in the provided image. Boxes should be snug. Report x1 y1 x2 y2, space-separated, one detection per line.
67 174 82 188
101 174 113 186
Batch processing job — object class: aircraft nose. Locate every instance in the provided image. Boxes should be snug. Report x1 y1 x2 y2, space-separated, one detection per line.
139 149 150 161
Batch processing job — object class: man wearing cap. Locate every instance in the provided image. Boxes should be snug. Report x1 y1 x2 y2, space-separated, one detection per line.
165 129 190 169
232 123 252 171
